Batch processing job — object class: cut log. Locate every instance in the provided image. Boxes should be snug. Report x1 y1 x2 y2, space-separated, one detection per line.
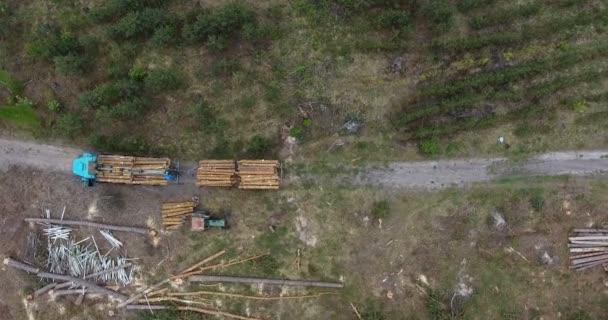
24 218 149 234
4 258 127 301
189 275 344 288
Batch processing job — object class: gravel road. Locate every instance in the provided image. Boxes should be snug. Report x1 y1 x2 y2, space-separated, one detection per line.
0 137 606 189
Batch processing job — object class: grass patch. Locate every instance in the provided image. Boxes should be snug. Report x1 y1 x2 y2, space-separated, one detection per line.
0 97 40 128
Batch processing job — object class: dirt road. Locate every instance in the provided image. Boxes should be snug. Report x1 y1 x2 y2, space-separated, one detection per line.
0 137 606 189
355 151 608 189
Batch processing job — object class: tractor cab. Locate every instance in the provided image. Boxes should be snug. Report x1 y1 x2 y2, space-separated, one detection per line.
73 152 98 186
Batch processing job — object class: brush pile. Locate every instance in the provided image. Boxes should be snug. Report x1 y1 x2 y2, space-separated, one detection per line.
96 155 171 185
162 201 196 231
237 160 281 190
568 228 608 271
196 160 236 187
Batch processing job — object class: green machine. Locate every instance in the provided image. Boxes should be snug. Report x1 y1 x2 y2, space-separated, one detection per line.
191 211 227 231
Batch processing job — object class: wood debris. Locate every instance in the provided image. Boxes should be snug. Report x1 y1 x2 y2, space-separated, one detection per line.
196 160 236 187
162 201 196 231
96 155 171 186
568 228 608 271
237 160 281 190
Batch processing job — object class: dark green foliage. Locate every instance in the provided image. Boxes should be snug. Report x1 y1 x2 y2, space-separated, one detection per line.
79 91 103 108
470 2 541 30
377 10 411 32
187 100 226 133
371 200 390 220
151 23 178 47
529 193 545 211
91 0 169 22
28 25 92 74
249 255 280 276
422 0 454 32
421 140 440 155
57 112 83 137
53 53 88 75
129 65 147 81
29 25 82 60
247 135 273 157
436 8 608 53
108 8 169 39
184 3 255 46
289 126 303 138
457 0 496 12
144 67 182 91
110 97 147 119
90 134 160 155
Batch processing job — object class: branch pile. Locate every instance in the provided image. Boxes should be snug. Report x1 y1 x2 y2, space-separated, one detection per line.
96 155 171 185
568 228 608 271
196 160 236 187
237 160 281 190
162 201 196 231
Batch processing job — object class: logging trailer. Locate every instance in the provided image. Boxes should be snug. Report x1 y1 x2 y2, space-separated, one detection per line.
73 153 177 186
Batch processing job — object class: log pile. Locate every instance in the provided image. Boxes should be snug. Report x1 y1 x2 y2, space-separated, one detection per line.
568 228 608 271
162 201 196 231
96 155 171 185
196 160 236 187
237 160 281 190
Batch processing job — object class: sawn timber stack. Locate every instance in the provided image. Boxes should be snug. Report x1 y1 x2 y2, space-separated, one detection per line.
237 160 281 190
96 155 171 186
162 201 196 231
196 160 236 187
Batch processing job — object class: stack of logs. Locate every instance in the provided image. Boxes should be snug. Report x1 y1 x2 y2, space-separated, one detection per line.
196 160 236 187
568 228 608 271
162 201 196 231
237 160 280 190
96 155 171 186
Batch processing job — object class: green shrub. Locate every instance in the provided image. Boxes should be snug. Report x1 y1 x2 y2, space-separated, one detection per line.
128 65 147 81
151 23 178 47
371 200 390 220
289 126 303 138
29 25 82 60
530 194 545 211
53 53 88 75
108 8 169 39
144 67 182 91
303 118 313 127
57 112 83 137
79 90 103 108
15 96 34 109
48 100 61 111
457 0 495 12
184 3 256 44
237 95 257 109
422 0 454 32
470 2 541 30
110 97 147 119
421 140 440 155
187 100 226 133
247 135 273 157
377 10 411 32
206 35 228 52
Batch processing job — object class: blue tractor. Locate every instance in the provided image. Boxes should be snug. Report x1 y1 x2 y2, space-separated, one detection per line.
72 152 178 186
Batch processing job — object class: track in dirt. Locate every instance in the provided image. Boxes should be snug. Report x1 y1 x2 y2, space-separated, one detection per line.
0 137 606 189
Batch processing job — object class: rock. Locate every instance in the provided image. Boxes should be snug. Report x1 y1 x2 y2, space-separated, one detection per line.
535 245 559 266
489 210 507 231
342 120 362 135
389 56 406 74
